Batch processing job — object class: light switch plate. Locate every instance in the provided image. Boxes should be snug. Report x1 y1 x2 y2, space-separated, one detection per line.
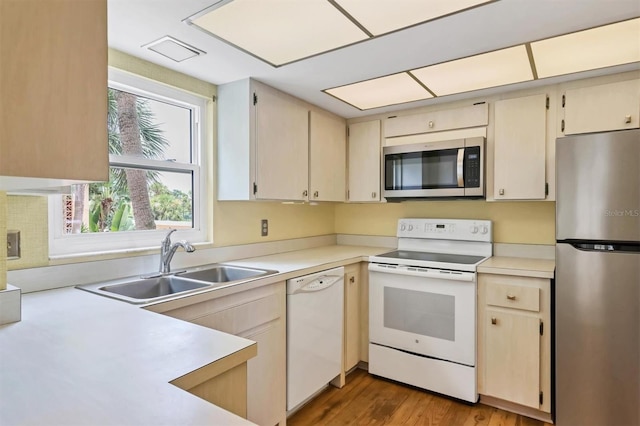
7 230 20 259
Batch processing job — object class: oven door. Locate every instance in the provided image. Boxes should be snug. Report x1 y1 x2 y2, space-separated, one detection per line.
369 263 476 366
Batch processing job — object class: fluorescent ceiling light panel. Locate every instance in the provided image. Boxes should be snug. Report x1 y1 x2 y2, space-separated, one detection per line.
326 72 432 110
531 18 640 79
189 0 368 66
143 36 204 62
411 45 533 96
335 0 494 36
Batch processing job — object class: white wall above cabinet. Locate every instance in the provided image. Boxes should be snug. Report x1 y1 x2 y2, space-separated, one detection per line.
383 103 488 138
561 79 640 135
218 78 346 202
493 94 548 201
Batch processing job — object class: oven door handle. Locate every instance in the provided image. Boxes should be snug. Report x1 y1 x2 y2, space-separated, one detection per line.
368 263 475 282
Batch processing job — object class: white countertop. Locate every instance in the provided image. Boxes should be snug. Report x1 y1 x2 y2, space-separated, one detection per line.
478 256 556 279
0 244 388 425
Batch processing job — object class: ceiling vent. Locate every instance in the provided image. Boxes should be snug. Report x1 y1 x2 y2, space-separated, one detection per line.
143 36 205 62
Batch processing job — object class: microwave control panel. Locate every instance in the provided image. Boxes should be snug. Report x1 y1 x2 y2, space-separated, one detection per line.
464 146 481 188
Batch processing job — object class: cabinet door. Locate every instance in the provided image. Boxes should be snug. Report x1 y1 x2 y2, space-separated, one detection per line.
344 267 360 371
0 0 108 187
493 94 547 200
384 103 488 138
309 110 346 202
347 120 381 202
563 79 640 135
484 309 540 408
255 86 309 201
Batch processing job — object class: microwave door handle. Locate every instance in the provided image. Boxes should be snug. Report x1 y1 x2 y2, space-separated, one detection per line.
456 148 464 187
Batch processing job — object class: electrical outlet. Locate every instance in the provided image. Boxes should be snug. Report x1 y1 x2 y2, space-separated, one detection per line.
7 230 20 259
261 219 268 237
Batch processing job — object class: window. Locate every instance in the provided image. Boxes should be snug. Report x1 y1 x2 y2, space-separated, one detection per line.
49 68 209 256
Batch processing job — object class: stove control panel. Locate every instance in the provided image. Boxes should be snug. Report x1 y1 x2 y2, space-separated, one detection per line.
397 218 492 242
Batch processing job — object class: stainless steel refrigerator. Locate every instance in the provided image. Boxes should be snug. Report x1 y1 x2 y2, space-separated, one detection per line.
556 129 640 426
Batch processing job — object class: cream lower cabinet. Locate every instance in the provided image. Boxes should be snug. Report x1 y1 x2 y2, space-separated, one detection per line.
562 79 640 135
343 264 361 371
162 282 287 426
478 273 551 414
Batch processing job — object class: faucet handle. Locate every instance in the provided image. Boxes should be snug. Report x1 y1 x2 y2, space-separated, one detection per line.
162 229 177 242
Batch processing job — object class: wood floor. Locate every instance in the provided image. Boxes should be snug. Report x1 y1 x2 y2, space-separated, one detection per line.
288 369 553 426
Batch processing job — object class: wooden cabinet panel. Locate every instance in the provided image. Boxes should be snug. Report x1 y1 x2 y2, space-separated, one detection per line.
162 282 286 426
563 79 640 135
0 0 108 189
486 282 540 312
344 265 360 371
384 103 488 138
493 94 547 200
347 120 381 202
310 110 346 202
484 309 541 408
255 85 309 201
478 273 551 414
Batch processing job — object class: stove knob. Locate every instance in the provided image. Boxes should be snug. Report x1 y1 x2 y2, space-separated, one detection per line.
400 224 406 231
408 225 414 231
470 225 478 234
481 226 489 234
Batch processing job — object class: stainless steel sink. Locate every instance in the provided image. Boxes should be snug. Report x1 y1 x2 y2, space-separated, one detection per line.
76 264 278 304
177 265 277 283
77 276 212 304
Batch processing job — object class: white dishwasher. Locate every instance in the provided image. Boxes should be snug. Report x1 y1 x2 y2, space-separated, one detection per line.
286 266 344 412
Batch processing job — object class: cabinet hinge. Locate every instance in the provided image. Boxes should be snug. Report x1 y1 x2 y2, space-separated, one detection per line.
545 96 549 110
347 127 350 137
540 391 544 405
562 94 565 108
347 190 350 200
561 119 565 133
253 92 258 105
545 183 549 197
540 321 544 336
253 182 258 195
212 95 217 102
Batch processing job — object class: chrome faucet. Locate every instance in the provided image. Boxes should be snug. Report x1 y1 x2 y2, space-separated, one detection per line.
159 229 195 274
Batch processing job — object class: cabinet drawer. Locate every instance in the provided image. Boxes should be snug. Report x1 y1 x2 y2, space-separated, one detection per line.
486 282 540 312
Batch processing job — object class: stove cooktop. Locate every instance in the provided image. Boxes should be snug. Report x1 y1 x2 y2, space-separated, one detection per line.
377 250 486 265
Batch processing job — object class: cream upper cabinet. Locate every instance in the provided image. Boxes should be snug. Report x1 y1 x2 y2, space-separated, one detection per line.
218 79 309 201
562 79 640 135
383 103 488 138
0 0 108 191
478 272 551 414
309 110 346 202
493 94 548 200
347 120 381 202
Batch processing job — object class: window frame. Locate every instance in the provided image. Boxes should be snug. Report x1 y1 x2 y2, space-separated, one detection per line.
48 68 210 258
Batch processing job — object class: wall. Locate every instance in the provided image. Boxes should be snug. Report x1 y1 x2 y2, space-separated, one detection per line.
4 50 337 270
335 201 555 245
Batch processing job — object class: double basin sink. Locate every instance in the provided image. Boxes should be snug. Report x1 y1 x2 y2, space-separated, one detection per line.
77 264 278 304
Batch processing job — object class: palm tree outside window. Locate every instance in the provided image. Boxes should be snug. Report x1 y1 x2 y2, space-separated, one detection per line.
49 68 208 256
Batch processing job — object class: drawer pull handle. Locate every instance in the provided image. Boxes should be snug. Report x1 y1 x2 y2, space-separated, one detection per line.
491 317 498 325
507 294 517 301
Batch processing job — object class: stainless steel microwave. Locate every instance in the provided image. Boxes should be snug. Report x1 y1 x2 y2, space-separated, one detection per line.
383 137 485 200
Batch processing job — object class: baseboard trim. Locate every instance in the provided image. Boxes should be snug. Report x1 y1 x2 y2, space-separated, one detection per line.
479 395 553 423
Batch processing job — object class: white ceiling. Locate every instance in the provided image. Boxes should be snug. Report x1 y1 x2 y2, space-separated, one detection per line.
108 0 640 118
